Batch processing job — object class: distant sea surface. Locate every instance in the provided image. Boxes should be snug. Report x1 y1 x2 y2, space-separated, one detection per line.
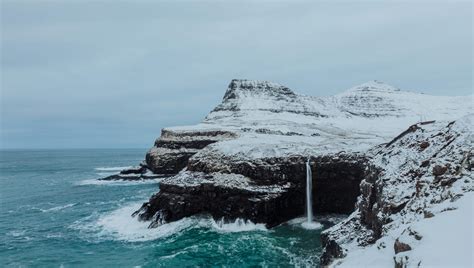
0 149 329 267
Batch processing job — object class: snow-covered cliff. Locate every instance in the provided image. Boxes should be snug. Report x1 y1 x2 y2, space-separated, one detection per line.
322 115 473 267
152 79 471 163
115 79 472 267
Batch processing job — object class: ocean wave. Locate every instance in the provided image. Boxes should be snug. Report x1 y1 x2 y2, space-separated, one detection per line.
268 241 319 267
75 179 161 186
71 202 269 243
71 202 195 242
96 172 118 177
7 230 26 237
94 166 133 171
37 203 76 213
208 218 268 233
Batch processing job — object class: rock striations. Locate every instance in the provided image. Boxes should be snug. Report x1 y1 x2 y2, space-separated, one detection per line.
101 79 472 266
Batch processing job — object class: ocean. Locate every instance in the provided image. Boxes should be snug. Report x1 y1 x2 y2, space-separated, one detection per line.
0 149 332 267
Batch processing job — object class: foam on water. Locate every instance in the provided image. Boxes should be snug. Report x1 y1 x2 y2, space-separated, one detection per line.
7 230 26 237
285 217 323 230
38 203 76 213
96 172 118 176
75 178 161 186
95 166 134 171
209 218 268 233
301 221 323 230
72 202 271 243
84 202 195 242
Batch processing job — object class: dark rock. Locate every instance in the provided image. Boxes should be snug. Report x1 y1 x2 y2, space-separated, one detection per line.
146 150 195 175
120 166 146 175
99 165 170 181
145 129 237 174
432 165 448 176
423 210 434 218
420 160 430 167
440 177 457 186
419 141 430 150
408 228 422 240
136 153 374 229
394 239 412 254
389 201 408 214
320 233 344 266
394 255 410 268
99 172 168 181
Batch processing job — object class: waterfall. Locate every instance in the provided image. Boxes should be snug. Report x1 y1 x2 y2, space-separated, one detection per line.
306 158 313 223
301 158 322 230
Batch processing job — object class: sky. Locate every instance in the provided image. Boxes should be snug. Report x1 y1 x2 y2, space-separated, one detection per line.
1 1 472 149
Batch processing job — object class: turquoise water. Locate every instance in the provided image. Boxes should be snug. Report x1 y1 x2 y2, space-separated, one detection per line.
1 149 330 267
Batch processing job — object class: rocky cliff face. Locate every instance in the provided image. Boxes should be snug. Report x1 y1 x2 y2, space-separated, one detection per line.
145 129 237 174
134 153 375 228
136 79 470 177
102 79 472 266
320 116 473 266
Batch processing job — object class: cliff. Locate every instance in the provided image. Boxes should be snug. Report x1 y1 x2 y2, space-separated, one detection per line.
101 79 473 266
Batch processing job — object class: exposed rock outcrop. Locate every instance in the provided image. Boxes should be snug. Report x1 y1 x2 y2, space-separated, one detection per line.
145 129 237 174
99 162 166 181
320 116 473 266
134 153 374 228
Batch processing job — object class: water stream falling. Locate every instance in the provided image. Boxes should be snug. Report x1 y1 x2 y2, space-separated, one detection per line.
301 158 322 230
306 158 313 224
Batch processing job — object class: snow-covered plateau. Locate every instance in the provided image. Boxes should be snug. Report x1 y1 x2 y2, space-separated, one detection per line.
103 79 473 267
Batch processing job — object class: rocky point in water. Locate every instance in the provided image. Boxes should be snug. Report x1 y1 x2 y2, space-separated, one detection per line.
100 79 473 266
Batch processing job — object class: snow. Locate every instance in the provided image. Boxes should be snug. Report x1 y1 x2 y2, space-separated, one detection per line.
404 192 473 267
161 170 291 194
331 192 473 268
159 80 472 160
325 114 474 267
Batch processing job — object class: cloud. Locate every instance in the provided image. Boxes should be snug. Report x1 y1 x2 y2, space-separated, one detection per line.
1 1 472 148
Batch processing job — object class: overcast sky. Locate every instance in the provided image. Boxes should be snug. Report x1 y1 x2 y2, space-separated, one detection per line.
1 1 472 149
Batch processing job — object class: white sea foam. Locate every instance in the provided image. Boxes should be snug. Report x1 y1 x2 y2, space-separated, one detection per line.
72 201 270 242
7 230 26 237
84 202 195 242
209 218 267 233
301 221 323 230
39 203 76 213
96 172 117 177
94 166 133 171
75 178 160 186
285 217 323 230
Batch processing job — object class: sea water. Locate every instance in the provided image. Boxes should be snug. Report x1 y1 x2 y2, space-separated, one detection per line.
0 149 336 267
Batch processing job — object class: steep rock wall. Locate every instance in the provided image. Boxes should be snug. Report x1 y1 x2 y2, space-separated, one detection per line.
145 129 237 174
134 153 373 228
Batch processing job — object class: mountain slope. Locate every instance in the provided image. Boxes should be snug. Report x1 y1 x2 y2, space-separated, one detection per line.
157 79 471 163
322 114 473 267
